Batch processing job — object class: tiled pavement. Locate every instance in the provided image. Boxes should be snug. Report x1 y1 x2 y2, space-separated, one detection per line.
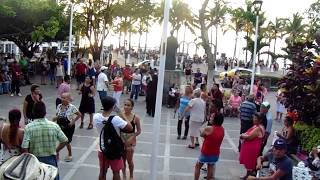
0 81 282 180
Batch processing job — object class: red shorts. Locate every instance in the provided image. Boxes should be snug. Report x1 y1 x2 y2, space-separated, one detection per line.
98 151 124 172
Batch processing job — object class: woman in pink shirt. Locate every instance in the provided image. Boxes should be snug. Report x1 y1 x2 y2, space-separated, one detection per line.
56 75 71 108
228 90 242 117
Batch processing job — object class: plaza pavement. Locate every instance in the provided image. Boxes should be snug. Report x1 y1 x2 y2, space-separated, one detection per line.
0 78 283 180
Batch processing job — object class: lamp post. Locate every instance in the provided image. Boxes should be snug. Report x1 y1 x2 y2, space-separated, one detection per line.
249 0 263 94
67 2 74 76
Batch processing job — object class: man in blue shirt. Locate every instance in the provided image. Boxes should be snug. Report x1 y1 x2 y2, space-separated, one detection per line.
248 139 293 180
239 94 256 151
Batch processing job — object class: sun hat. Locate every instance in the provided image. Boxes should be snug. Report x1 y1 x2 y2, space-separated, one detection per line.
273 139 287 150
0 153 57 180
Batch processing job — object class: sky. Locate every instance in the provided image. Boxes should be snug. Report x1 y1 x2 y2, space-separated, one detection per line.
104 0 316 62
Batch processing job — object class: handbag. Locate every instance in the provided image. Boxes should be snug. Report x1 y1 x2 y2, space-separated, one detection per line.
57 117 70 130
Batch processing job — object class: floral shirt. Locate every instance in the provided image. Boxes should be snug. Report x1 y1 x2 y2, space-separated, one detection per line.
57 104 79 121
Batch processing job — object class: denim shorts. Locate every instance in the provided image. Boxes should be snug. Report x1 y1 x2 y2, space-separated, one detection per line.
198 154 219 165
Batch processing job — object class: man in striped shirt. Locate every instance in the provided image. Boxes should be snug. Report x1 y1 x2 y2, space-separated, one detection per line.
238 94 256 151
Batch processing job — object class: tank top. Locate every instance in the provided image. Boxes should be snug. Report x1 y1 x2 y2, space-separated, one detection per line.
0 125 21 164
201 126 225 156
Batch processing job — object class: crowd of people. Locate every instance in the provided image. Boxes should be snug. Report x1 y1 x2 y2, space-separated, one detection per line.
1 50 320 180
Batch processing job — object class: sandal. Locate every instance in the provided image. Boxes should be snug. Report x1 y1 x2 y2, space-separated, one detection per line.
87 123 93 129
79 122 84 129
187 145 195 149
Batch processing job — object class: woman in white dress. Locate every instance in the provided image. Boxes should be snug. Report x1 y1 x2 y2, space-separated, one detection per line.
0 109 24 164
276 89 286 122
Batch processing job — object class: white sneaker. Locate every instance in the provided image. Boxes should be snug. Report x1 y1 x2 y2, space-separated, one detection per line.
64 156 72 162
17 93 22 97
10 94 14 97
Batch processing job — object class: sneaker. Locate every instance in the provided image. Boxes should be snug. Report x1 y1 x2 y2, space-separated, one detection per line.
64 156 72 162
177 135 181 140
10 94 14 97
17 93 22 97
182 136 187 140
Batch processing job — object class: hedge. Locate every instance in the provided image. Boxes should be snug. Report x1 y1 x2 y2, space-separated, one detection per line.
294 122 320 152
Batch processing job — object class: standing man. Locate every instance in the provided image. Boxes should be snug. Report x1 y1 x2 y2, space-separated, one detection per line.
239 95 256 151
97 66 109 104
122 65 133 94
10 60 22 97
94 96 133 180
75 58 87 90
260 101 273 155
22 101 68 180
19 54 31 85
130 68 141 101
23 84 42 125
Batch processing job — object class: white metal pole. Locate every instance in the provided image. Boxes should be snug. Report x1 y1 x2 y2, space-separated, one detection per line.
250 14 259 94
67 3 74 76
149 0 170 179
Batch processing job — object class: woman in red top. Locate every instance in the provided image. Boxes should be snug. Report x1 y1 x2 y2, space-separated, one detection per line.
194 114 225 180
112 71 123 110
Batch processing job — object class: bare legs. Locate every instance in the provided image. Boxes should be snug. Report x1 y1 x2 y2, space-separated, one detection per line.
122 147 135 180
67 143 72 157
80 113 93 129
194 162 215 180
190 137 199 148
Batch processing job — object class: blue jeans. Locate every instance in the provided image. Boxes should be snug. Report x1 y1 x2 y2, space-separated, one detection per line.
3 81 10 93
98 91 107 103
37 155 59 180
130 85 140 100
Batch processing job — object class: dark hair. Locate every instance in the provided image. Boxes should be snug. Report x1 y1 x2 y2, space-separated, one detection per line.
64 75 70 82
213 113 224 126
101 96 116 112
30 84 40 92
8 109 21 145
126 99 134 107
32 101 46 119
253 112 263 123
285 116 294 126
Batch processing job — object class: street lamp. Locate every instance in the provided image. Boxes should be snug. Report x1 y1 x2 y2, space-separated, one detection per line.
67 2 74 76
249 0 263 94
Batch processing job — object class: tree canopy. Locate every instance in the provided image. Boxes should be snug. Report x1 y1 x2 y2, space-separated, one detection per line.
0 0 68 58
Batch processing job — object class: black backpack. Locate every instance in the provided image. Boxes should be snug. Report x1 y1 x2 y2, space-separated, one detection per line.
99 115 124 160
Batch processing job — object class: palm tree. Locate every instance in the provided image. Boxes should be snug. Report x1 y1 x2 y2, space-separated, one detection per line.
283 13 308 45
242 0 256 63
156 0 195 42
264 18 285 66
228 7 245 60
206 0 229 65
135 0 156 59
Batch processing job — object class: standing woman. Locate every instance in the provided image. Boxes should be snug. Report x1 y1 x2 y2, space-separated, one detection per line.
79 76 96 129
239 112 265 179
56 93 81 162
56 75 71 108
56 60 64 88
176 85 193 140
39 58 47 85
0 109 24 163
121 99 142 180
87 59 96 86
112 71 123 110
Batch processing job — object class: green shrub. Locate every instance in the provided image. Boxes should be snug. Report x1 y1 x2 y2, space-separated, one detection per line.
294 122 320 151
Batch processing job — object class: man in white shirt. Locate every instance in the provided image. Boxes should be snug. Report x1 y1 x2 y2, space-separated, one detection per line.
94 96 132 180
97 66 109 104
130 68 141 100
185 89 206 148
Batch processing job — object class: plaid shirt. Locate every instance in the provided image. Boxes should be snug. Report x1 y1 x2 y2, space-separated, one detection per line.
22 118 68 157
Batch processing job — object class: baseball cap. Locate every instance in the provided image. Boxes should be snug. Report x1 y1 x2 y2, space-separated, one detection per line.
100 66 108 71
273 139 287 150
261 102 270 109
